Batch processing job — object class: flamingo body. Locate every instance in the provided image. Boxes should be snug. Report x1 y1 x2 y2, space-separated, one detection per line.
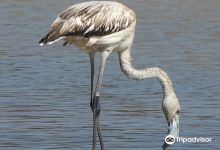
39 1 136 53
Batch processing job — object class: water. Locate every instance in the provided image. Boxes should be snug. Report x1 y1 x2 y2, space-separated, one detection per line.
0 0 220 149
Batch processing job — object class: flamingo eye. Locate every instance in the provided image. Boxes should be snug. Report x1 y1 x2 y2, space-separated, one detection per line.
176 110 180 114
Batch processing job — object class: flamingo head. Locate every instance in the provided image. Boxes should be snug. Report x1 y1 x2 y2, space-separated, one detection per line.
162 92 180 149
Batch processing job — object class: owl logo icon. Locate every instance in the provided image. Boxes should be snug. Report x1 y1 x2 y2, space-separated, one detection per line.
165 135 175 145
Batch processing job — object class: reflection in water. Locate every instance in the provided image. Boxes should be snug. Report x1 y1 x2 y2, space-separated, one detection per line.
0 0 220 149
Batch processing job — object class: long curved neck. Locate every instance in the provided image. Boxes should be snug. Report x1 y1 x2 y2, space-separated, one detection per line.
118 49 175 97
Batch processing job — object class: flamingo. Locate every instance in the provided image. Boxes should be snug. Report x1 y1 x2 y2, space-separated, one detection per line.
39 1 180 150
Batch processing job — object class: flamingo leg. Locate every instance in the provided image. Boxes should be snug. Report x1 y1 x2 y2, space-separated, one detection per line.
89 53 95 109
92 50 111 150
89 53 104 149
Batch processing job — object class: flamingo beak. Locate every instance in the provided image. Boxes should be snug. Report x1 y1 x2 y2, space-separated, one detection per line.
162 112 180 150
168 113 179 137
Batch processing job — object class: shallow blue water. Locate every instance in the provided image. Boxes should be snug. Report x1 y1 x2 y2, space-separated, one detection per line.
0 0 220 149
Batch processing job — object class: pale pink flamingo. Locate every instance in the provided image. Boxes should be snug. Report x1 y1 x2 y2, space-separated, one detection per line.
39 1 180 150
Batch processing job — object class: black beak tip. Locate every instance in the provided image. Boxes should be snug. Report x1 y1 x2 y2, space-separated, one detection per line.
162 142 169 150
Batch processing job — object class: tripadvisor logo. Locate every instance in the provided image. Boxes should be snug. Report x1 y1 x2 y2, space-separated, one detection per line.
164 135 213 145
164 135 175 145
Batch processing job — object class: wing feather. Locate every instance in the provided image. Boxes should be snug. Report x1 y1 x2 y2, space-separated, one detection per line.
39 1 136 45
